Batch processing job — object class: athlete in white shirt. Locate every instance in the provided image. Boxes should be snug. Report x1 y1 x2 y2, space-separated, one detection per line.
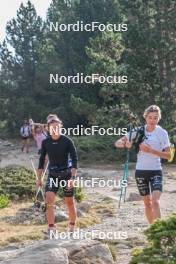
115 105 171 224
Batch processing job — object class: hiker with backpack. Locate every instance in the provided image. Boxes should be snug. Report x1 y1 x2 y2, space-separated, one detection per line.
115 105 171 224
37 114 78 236
20 120 31 153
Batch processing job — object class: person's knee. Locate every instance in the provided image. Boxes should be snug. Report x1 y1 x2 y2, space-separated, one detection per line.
143 198 152 209
152 197 160 208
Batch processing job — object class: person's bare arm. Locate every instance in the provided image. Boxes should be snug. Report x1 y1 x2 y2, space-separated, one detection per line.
115 136 133 149
37 141 46 186
140 144 171 160
37 169 44 179
151 146 171 160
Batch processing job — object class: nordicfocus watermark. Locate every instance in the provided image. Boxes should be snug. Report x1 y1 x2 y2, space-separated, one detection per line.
50 21 128 32
49 125 127 137
49 178 127 189
50 73 128 84
49 229 128 240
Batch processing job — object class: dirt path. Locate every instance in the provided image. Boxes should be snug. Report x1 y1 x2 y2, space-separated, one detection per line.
0 139 176 263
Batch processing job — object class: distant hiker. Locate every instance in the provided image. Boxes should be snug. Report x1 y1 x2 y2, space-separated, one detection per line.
115 105 171 224
32 125 47 155
37 114 78 236
20 120 31 153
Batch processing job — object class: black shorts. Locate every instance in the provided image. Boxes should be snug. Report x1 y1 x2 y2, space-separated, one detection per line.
135 170 163 196
21 136 30 140
45 170 74 197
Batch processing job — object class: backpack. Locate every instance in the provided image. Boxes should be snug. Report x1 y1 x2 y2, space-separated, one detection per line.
132 126 147 153
21 126 31 137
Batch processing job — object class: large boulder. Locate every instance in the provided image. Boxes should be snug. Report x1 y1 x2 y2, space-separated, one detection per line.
0 241 68 264
65 239 114 264
0 239 114 264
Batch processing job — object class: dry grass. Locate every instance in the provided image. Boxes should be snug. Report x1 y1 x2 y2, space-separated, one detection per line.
0 201 101 248
0 201 32 217
0 222 44 247
91 201 116 217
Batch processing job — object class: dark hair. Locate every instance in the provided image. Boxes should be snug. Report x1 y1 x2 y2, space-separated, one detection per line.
34 125 41 132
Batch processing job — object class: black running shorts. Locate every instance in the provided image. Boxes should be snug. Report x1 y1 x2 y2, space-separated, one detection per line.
45 170 74 197
21 136 30 140
135 170 163 196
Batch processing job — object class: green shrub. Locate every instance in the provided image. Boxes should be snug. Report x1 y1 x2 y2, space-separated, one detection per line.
58 186 85 202
0 166 35 200
0 195 10 209
130 214 176 264
73 135 131 164
0 166 86 203
74 187 86 202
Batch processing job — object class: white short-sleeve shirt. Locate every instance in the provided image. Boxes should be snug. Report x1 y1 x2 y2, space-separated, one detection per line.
128 125 170 170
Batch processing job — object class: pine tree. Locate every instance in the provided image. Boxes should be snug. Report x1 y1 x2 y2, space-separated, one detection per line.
0 1 45 132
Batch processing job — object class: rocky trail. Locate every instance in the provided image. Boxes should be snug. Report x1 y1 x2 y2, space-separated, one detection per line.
0 139 176 263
